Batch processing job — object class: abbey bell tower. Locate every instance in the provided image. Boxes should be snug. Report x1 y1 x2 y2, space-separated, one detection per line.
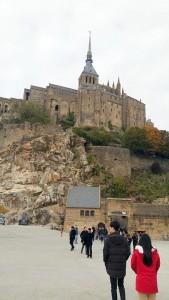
78 32 99 89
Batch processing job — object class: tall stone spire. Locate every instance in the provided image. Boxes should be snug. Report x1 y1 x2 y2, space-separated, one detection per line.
86 31 93 63
78 32 99 89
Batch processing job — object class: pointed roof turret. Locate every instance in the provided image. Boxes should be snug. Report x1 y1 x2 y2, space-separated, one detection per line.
117 77 121 86
79 32 99 88
81 32 98 77
116 77 121 96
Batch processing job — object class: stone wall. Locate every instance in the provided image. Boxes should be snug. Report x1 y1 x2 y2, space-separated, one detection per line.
0 123 60 150
124 96 145 128
92 146 131 177
106 198 169 240
92 146 169 177
78 89 123 128
64 207 103 231
131 154 169 172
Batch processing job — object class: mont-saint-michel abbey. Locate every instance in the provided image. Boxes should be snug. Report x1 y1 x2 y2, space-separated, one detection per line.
0 35 146 129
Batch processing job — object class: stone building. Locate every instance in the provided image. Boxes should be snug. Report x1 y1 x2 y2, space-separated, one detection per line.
64 185 169 240
0 34 146 130
64 186 103 231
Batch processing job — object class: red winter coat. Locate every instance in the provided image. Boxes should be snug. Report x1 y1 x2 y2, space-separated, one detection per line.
131 245 160 294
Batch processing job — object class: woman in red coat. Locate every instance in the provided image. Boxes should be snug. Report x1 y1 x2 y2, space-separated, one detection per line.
131 234 160 300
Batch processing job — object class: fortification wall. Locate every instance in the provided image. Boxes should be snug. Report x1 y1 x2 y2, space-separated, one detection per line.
0 123 59 150
92 146 131 177
131 154 169 172
92 146 169 177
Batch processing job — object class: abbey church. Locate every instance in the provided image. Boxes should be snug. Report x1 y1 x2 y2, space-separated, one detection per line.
0 35 146 129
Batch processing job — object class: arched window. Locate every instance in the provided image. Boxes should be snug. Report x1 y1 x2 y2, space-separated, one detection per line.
86 76 87 83
4 104 8 113
55 105 59 111
89 77 91 83
93 78 95 84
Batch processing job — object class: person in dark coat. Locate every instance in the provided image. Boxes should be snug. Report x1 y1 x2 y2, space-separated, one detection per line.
103 221 130 300
86 228 93 258
69 226 76 251
80 226 88 254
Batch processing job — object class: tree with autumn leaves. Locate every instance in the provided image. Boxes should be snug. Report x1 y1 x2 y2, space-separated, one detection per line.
123 125 169 157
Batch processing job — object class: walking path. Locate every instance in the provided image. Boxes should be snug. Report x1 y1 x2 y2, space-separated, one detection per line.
0 225 168 300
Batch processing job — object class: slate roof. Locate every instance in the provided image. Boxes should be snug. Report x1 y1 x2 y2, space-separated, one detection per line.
67 186 100 208
133 204 169 217
82 61 98 76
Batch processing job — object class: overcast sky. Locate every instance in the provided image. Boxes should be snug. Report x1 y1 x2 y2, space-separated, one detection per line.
0 0 168 130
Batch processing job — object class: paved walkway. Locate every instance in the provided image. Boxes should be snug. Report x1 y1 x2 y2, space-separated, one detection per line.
0 225 168 300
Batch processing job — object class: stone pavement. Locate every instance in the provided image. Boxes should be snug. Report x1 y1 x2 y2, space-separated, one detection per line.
0 225 168 300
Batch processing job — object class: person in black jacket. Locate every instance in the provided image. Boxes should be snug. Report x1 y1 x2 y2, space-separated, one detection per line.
80 226 88 254
103 221 130 300
69 226 76 251
85 228 93 258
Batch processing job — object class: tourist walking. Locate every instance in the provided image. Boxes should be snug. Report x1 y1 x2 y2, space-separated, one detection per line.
131 233 160 300
75 226 78 244
80 226 88 254
86 228 93 258
69 226 76 251
103 221 130 300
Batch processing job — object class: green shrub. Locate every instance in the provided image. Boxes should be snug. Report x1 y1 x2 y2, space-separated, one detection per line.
18 102 50 124
102 177 128 198
108 121 113 130
151 162 162 174
60 112 75 130
129 171 169 202
86 152 95 164
122 127 149 153
73 127 113 145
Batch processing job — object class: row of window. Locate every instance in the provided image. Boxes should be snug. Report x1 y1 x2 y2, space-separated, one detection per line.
80 210 95 217
85 76 95 84
0 104 9 113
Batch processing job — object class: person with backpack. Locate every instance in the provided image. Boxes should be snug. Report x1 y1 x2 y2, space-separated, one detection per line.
131 233 160 300
103 221 130 300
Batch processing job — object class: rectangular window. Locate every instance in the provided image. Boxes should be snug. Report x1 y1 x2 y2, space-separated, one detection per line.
90 210 95 216
80 210 84 216
85 210 89 216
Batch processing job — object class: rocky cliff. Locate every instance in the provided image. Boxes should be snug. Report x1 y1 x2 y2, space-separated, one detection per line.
0 125 92 225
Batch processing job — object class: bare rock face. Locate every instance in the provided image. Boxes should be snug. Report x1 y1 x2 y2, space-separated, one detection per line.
0 126 91 225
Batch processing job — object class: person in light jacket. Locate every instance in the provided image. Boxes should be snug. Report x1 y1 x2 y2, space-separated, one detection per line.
131 233 160 300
